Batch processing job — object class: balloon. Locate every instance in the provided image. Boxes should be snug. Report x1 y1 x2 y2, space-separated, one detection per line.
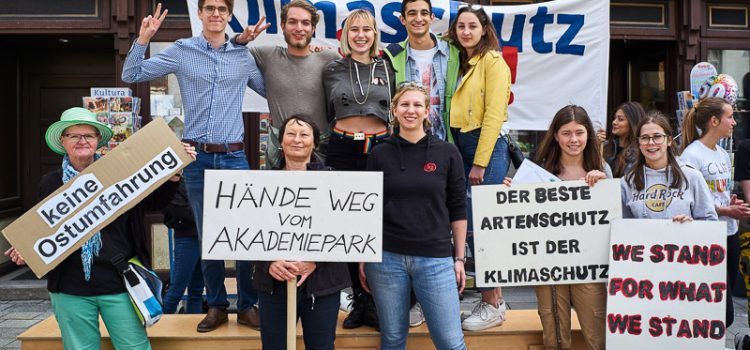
706 74 738 105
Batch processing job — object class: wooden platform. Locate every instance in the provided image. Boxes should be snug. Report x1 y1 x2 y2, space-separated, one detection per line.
18 310 586 349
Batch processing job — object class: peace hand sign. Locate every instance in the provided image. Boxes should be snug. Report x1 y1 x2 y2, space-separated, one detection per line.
137 3 169 45
236 16 271 45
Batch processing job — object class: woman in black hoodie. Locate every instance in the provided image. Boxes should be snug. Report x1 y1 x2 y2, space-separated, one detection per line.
361 83 468 350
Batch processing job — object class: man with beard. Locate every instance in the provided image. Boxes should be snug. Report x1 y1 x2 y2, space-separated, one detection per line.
236 0 338 168
122 0 265 333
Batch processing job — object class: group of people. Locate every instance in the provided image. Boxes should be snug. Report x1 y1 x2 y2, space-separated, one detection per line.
4 0 749 350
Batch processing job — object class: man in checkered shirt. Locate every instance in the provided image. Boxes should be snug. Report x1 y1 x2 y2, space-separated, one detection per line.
122 0 265 334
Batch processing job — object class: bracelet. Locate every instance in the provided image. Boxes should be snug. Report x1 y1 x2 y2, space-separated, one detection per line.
454 256 466 263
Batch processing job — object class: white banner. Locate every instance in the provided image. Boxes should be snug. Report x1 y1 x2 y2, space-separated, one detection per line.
472 179 621 287
606 219 727 350
186 0 609 130
202 170 382 262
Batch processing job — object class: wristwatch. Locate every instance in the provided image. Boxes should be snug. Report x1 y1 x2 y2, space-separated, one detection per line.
454 256 466 263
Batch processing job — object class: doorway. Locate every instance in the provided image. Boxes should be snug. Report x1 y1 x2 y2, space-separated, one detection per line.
609 40 677 118
0 35 116 211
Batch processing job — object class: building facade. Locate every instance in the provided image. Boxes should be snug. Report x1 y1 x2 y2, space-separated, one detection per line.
2 0 749 268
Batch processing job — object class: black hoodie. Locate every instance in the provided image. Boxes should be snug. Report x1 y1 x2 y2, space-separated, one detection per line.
366 133 466 257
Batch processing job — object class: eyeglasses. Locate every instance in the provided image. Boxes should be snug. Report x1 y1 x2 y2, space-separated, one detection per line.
202 5 229 15
63 133 98 143
638 134 668 145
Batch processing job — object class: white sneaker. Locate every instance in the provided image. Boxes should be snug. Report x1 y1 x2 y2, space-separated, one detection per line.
409 302 425 327
461 300 506 331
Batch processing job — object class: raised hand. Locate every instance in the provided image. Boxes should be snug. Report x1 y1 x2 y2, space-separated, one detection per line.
236 16 270 45
137 3 169 45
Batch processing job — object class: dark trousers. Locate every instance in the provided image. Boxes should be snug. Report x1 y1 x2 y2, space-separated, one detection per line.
258 281 340 350
325 134 384 295
727 233 740 327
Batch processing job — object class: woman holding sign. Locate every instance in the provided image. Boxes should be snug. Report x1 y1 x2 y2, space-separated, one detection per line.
621 111 717 221
529 105 609 350
253 115 351 350
444 4 512 331
4 107 195 350
322 9 393 330
362 83 468 350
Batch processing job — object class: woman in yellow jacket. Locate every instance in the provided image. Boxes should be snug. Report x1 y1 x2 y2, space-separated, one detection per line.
445 5 512 332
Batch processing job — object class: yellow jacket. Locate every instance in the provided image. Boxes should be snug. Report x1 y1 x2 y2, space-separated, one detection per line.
449 50 511 167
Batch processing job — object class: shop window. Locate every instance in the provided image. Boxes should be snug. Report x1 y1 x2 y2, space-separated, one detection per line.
708 49 750 142
148 43 185 139
611 2 666 27
708 49 750 109
151 0 189 18
708 5 749 29
0 0 97 17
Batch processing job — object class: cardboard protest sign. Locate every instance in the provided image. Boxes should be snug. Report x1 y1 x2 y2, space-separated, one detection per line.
606 219 727 349
202 170 382 262
1 119 192 278
472 179 621 287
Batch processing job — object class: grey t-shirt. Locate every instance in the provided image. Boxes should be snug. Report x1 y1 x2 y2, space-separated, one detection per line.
251 46 339 132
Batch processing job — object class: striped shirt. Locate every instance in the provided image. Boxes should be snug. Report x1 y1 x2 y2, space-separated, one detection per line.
122 35 265 143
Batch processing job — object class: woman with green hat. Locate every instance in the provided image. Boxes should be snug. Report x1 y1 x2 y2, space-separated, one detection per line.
5 107 195 349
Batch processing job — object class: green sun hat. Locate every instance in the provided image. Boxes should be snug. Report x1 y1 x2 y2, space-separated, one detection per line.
45 107 114 155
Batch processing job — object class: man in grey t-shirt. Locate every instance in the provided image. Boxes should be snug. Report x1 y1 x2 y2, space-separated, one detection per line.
237 0 338 168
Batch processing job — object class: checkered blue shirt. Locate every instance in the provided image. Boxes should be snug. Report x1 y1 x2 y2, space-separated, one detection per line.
122 35 265 143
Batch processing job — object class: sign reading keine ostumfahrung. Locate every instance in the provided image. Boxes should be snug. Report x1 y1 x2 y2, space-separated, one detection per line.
1 119 193 278
472 179 621 287
202 170 382 262
606 219 726 349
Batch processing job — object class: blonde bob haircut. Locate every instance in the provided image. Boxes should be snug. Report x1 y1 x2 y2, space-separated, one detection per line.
340 9 380 58
390 82 432 130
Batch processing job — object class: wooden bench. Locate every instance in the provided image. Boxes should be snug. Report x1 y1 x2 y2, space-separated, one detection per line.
18 309 585 349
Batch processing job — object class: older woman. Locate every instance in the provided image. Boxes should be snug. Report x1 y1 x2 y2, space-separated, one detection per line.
4 107 195 350
253 116 351 350
362 83 467 350
323 9 394 330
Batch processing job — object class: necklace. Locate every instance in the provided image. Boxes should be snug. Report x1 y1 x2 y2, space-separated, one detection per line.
349 57 375 105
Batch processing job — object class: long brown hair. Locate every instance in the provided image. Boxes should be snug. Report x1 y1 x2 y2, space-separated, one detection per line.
680 97 729 150
535 105 603 176
604 101 646 177
625 111 686 191
445 6 500 73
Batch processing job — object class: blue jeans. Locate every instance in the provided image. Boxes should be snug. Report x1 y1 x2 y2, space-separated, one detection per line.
258 281 340 350
366 251 466 350
183 149 258 311
453 130 509 291
163 235 204 314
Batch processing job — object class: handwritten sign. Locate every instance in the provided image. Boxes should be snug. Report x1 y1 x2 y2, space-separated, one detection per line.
472 179 621 287
202 170 382 262
606 219 727 349
1 119 192 277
